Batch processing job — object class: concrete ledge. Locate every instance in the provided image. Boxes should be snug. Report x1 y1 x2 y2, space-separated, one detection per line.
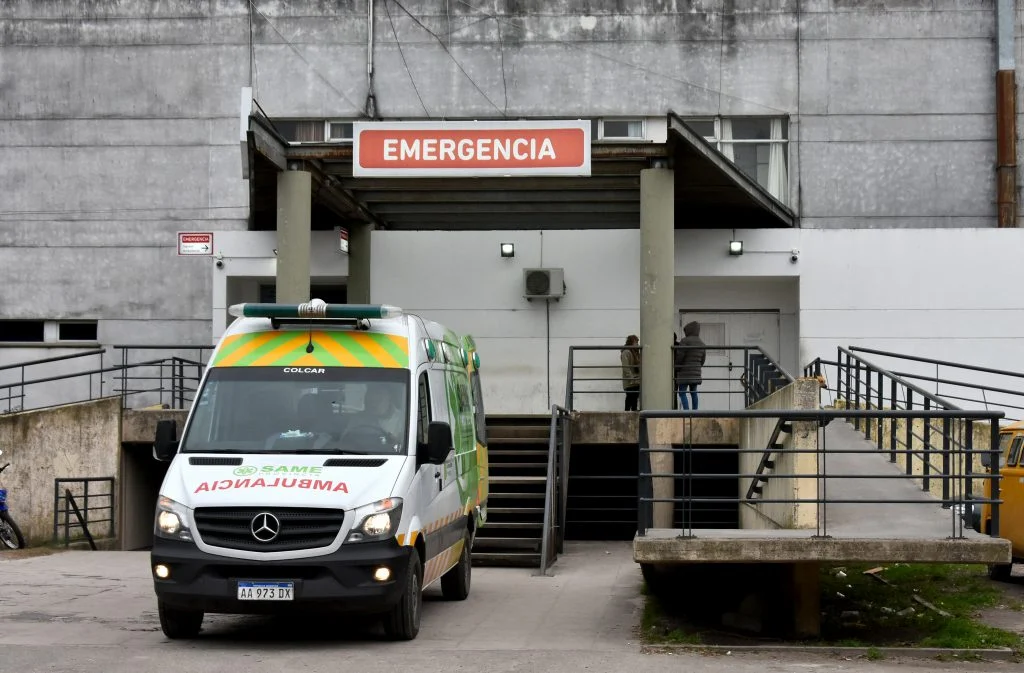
121 409 188 444
572 412 738 445
640 643 1019 661
634 529 1012 565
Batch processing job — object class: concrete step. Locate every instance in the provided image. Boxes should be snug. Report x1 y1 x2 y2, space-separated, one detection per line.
470 551 541 567
487 435 551 445
473 536 542 550
488 507 544 515
489 449 549 458
481 521 542 530
490 475 547 485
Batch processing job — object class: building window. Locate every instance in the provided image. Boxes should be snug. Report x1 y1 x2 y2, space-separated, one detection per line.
58 322 98 342
601 119 644 139
273 120 324 143
686 116 789 204
328 121 353 142
0 319 98 344
0 320 44 343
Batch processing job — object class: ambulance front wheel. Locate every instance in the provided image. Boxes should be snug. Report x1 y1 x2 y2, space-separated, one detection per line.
441 534 471 601
158 600 203 639
383 552 422 641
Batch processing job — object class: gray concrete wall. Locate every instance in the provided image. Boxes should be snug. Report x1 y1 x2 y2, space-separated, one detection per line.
0 398 121 544
0 0 248 379
740 378 820 529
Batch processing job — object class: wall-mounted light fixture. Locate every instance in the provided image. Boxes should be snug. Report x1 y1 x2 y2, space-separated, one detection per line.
500 242 515 258
728 240 743 256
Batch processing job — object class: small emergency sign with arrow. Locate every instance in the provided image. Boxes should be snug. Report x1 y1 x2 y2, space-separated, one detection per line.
177 232 214 256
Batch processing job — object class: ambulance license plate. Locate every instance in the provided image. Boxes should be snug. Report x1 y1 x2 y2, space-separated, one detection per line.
237 581 294 601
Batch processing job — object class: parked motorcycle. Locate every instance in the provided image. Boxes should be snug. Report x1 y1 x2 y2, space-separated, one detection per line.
0 450 25 549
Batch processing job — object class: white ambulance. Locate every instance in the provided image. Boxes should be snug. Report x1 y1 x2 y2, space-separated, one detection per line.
149 300 489 640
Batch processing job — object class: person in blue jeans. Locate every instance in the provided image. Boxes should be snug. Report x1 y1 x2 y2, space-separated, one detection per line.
675 322 707 410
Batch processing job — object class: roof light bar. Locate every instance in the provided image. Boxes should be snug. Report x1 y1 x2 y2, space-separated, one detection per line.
228 299 403 320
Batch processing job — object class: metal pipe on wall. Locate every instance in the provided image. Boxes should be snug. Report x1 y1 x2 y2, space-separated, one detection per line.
996 0 1017 227
365 0 377 118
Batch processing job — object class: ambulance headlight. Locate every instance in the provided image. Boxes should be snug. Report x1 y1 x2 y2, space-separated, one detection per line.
154 496 193 542
347 498 403 543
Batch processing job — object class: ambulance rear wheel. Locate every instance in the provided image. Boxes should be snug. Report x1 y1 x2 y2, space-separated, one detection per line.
441 535 472 601
383 553 422 640
988 563 1014 582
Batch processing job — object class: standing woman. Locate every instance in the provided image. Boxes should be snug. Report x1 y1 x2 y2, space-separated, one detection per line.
621 334 641 411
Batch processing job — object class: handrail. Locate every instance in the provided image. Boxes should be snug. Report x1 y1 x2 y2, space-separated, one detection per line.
0 348 105 372
849 346 1024 381
540 404 571 576
565 343 793 412
838 347 959 410
637 407 1005 539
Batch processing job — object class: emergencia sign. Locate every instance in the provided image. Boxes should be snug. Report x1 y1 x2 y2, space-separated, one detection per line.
353 121 592 177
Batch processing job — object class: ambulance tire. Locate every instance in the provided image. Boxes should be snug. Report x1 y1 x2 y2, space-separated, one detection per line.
158 601 203 639
383 553 422 641
441 534 472 601
988 563 1014 582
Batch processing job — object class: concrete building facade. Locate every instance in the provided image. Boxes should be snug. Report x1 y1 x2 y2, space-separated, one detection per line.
1 0 1023 415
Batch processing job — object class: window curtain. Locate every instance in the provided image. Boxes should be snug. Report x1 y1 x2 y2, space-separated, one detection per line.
719 118 734 161
768 118 788 202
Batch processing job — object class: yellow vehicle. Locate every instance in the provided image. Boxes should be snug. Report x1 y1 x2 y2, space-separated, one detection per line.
975 421 1024 580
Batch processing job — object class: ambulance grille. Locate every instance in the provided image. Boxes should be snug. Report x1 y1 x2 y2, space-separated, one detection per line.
194 507 345 552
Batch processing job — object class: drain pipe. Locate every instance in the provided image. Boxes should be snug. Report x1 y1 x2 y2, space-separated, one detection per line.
996 0 1017 227
362 0 374 118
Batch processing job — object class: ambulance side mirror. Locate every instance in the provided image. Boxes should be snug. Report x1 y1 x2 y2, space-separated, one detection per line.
154 419 179 462
425 422 453 465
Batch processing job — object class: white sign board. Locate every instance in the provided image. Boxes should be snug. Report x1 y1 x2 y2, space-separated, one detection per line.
177 232 214 256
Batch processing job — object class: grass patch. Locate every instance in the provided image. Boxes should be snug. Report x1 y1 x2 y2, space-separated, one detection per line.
820 563 1021 651
639 563 1024 654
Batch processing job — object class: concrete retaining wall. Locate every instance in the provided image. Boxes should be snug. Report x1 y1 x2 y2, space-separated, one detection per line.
0 398 121 544
740 379 821 530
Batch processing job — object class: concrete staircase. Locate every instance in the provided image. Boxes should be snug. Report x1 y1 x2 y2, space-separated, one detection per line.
472 415 551 567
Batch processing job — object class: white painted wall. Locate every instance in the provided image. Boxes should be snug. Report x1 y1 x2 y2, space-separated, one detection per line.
370 230 640 414
198 227 1024 419
211 230 350 337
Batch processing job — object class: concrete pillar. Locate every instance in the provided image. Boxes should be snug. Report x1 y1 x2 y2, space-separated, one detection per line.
347 223 372 304
275 170 312 303
640 167 675 528
788 562 821 638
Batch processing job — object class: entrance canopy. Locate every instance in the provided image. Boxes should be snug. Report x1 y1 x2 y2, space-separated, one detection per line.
242 112 795 231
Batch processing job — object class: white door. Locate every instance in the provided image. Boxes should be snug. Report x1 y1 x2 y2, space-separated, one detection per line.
678 311 781 411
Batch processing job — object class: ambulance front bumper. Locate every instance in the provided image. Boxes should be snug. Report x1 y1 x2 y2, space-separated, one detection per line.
151 537 412 615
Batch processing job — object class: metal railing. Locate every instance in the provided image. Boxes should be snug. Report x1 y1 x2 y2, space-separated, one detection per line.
0 349 105 413
539 404 572 576
803 347 989 505
566 344 793 412
847 346 1024 423
0 345 213 413
636 408 1004 540
53 477 115 548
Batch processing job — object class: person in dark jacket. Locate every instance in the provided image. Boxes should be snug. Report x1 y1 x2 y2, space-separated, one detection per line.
620 334 641 411
675 321 707 410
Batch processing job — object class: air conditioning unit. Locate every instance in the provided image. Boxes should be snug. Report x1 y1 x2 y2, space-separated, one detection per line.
523 268 565 301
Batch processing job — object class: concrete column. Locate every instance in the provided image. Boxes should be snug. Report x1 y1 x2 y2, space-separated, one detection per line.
347 223 372 304
640 167 675 528
275 170 311 303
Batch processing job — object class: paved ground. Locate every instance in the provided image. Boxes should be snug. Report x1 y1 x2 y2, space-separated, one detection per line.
0 541 1017 672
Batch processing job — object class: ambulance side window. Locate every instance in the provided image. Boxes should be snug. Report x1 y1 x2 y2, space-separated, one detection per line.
1009 436 1024 468
416 372 432 446
470 371 487 447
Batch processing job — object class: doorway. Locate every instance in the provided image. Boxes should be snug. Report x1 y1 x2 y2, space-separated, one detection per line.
678 310 781 411
119 442 170 550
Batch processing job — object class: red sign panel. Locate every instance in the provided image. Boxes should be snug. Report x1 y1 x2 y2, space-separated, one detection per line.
353 121 591 177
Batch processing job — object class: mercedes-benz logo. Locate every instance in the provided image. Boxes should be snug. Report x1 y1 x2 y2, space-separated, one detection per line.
250 512 280 543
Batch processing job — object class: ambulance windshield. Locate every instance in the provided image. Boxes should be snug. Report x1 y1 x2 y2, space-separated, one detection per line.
180 367 410 456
